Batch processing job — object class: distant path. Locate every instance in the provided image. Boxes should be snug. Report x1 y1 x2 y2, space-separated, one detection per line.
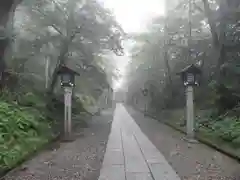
126 106 240 180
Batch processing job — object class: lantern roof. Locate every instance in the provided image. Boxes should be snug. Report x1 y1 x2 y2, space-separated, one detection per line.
57 65 80 76
177 64 201 75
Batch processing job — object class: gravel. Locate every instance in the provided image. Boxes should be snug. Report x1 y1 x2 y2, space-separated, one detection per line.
3 108 114 180
126 106 240 180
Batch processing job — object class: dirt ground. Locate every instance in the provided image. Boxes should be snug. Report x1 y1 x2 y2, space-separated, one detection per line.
126 106 240 180
3 108 114 180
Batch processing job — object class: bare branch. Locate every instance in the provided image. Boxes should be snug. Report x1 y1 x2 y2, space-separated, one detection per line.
50 23 64 36
32 7 65 37
51 0 69 20
193 2 204 13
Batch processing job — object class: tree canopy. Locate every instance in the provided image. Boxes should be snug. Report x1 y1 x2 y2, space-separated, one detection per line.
126 0 240 113
0 0 124 99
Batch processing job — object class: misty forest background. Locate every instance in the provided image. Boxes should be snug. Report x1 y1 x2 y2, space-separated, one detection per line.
1 0 240 174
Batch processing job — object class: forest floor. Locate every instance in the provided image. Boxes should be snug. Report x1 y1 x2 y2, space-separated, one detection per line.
2 108 114 180
126 106 240 180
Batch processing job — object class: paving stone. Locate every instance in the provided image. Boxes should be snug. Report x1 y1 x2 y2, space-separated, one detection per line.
103 149 124 165
122 132 149 173
125 158 150 173
126 172 153 180
98 165 125 180
137 143 166 164
106 128 122 149
149 163 181 180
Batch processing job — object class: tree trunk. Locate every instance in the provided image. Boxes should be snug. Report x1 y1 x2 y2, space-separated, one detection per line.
0 1 14 85
216 1 228 82
47 42 69 95
202 0 227 81
163 16 173 97
0 0 21 88
202 0 230 113
163 50 172 87
47 34 76 95
202 0 219 47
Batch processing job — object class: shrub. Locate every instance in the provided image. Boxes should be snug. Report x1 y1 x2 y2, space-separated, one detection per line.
198 114 240 145
0 101 51 169
19 92 45 107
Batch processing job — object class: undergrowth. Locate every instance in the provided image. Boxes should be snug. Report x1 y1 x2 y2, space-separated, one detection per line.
0 101 52 170
0 88 54 171
197 111 240 148
0 86 92 171
157 108 240 150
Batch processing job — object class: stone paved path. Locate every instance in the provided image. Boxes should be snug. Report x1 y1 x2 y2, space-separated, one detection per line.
98 104 181 180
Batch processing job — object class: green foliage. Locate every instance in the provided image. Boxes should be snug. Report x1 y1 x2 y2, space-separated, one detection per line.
78 95 96 108
0 101 51 169
198 113 240 148
232 136 240 148
19 92 45 108
72 96 90 115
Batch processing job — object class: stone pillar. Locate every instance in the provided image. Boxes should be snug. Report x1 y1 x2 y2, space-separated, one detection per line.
64 87 73 140
186 85 194 139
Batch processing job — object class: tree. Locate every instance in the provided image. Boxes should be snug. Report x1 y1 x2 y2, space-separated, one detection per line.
14 0 124 96
127 0 240 113
0 0 22 86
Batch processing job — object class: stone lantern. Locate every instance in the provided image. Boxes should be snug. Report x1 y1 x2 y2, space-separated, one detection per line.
178 64 201 86
57 65 80 140
177 64 201 141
